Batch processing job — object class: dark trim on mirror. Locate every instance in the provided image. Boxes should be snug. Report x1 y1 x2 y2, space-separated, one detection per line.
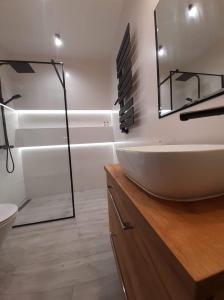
159 89 224 118
180 106 224 121
154 10 161 119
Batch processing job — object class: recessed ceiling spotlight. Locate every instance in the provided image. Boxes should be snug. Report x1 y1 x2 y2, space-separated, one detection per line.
65 72 70 78
158 45 165 57
188 4 198 18
54 33 63 47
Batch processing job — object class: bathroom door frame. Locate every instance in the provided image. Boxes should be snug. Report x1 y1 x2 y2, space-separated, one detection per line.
0 59 76 228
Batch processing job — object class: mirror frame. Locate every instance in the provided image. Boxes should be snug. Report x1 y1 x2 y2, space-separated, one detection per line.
154 6 224 119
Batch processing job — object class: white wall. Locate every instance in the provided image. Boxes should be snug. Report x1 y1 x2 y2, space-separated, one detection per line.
18 112 112 128
9 58 115 197
8 64 64 111
21 147 71 199
65 59 113 110
71 144 115 191
60 59 115 192
0 64 26 206
111 0 224 148
17 111 114 196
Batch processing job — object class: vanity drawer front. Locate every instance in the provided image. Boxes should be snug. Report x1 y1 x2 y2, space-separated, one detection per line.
126 211 195 300
108 192 136 300
215 291 224 299
205 289 224 300
108 182 172 300
107 173 195 300
107 174 133 231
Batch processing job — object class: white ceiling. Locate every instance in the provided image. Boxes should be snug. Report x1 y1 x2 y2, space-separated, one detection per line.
0 0 125 61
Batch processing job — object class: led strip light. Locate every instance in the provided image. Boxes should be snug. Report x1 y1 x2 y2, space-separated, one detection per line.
17 110 115 114
0 105 119 115
19 142 115 150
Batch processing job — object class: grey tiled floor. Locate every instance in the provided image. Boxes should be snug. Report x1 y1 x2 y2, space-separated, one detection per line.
0 189 123 300
15 193 74 226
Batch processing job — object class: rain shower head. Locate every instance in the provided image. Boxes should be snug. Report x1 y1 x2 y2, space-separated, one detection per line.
0 61 35 73
9 62 35 73
176 73 195 81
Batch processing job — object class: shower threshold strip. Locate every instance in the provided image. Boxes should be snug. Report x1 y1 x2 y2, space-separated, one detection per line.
13 216 75 229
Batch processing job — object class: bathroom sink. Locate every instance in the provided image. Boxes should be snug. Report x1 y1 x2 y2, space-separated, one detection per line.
116 145 224 202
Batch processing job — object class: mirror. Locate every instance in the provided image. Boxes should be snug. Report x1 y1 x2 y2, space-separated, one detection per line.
154 0 224 118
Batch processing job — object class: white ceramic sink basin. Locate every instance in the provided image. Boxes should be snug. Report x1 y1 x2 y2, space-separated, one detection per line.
116 145 224 202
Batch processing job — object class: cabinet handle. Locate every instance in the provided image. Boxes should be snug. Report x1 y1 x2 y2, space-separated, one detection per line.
108 188 132 230
110 233 129 300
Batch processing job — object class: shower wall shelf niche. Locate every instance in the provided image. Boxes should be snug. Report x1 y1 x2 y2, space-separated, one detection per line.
15 127 114 147
17 110 113 129
114 23 134 134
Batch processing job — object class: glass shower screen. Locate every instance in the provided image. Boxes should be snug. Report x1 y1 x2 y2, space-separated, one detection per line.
0 60 75 226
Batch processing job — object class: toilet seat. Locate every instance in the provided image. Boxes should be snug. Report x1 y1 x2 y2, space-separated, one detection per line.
0 214 17 227
0 204 18 225
0 204 18 249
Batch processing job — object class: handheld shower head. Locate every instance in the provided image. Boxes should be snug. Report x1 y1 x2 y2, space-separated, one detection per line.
11 94 21 100
4 94 21 105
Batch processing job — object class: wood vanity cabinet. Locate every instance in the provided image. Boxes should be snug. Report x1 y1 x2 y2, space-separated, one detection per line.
105 164 224 300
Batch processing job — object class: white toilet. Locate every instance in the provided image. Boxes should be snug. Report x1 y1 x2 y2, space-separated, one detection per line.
0 204 18 248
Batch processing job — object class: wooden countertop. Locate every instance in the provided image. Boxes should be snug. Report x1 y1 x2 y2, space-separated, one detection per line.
105 164 224 284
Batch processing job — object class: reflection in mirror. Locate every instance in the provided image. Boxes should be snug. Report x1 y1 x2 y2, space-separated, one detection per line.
155 0 224 118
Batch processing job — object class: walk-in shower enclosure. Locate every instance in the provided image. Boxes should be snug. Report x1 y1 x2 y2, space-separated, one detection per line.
0 60 75 227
